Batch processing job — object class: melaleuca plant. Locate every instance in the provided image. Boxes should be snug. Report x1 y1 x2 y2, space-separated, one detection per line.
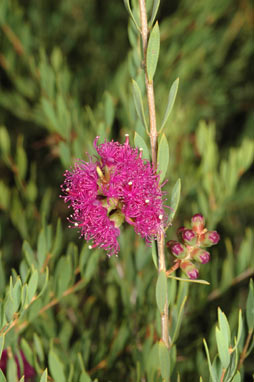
0 0 253 381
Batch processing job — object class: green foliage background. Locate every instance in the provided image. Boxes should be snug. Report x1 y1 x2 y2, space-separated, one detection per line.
0 0 253 381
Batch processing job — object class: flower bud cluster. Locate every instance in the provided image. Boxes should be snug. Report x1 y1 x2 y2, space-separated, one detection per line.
166 214 220 280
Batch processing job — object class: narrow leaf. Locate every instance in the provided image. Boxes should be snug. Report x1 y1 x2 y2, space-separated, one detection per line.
171 296 187 344
123 0 140 30
134 132 150 160
168 178 181 223
246 279 254 331
0 370 6 382
156 270 168 313
132 80 148 133
203 339 218 382
151 241 158 269
0 336 4 359
40 369 48 382
157 133 169 182
231 371 241 382
215 327 230 369
48 350 66 382
167 275 210 285
27 269 38 304
149 0 160 26
218 308 231 347
146 22 160 82
159 78 179 132
158 340 170 381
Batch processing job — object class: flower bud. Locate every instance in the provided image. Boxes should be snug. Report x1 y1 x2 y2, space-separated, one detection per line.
200 230 220 247
191 213 205 233
191 248 210 264
181 229 197 246
166 240 187 259
180 260 199 279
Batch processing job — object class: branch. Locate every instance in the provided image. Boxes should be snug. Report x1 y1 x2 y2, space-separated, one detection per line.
138 0 169 349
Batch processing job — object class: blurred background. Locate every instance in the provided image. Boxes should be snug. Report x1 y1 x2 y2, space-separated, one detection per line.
0 0 253 381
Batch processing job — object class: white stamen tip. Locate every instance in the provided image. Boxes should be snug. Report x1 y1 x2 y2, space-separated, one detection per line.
159 214 163 220
139 147 143 151
125 134 129 137
66 188 70 192
128 181 133 185
88 245 92 249
74 222 79 227
145 199 150 203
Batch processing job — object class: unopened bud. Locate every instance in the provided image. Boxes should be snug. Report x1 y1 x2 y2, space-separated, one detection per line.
191 248 210 264
180 260 199 279
166 240 187 259
200 230 220 247
181 229 197 246
191 213 205 233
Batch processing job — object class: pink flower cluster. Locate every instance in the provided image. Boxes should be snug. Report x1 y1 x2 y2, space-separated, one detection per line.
167 214 220 279
61 136 167 256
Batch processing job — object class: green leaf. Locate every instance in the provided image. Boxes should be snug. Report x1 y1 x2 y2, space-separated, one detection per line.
168 179 181 223
134 132 150 160
55 256 72 297
236 310 243 347
218 308 231 347
123 0 140 30
40 369 48 382
22 241 37 268
156 270 168 313
20 338 33 366
203 339 217 382
151 241 158 269
231 371 241 382
80 371 91 382
0 125 10 156
12 278 22 312
7 356 17 382
49 350 66 382
33 333 44 363
246 279 254 331
0 335 4 359
16 140 27 180
132 79 148 133
171 296 187 344
149 0 160 26
4 294 15 321
215 327 230 369
0 370 6 382
52 218 63 257
159 78 179 132
146 22 160 82
158 341 170 381
157 133 169 182
27 269 38 304
37 229 47 269
104 92 115 128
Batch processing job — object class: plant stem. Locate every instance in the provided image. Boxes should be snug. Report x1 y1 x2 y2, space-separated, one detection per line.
138 0 169 349
237 329 253 370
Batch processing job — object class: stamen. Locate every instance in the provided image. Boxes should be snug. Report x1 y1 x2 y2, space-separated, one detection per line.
74 222 79 227
66 188 70 192
159 214 163 220
96 166 104 179
139 148 143 158
125 134 129 145
88 245 92 249
145 199 150 203
128 181 133 186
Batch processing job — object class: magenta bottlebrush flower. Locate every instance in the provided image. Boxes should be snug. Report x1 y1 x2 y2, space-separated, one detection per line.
0 349 36 381
61 135 167 256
